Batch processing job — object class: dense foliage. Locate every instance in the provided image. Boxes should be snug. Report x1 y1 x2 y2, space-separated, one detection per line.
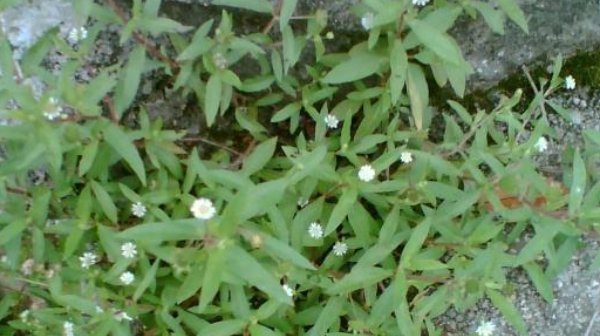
0 0 598 335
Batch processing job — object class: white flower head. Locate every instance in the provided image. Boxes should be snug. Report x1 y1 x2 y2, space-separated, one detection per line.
95 305 104 313
565 75 576 90
358 164 376 182
79 252 98 269
120 242 137 259
67 26 88 44
131 202 147 218
120 271 135 285
325 31 335 40
213 52 227 70
475 321 496 336
63 321 74 336
332 241 348 256
297 198 309 208
400 151 413 163
114 310 133 322
360 12 375 30
412 0 430 6
282 284 294 297
190 198 216 220
21 258 35 275
324 114 339 129
534 136 548 152
308 222 324 239
43 97 63 120
19 309 30 322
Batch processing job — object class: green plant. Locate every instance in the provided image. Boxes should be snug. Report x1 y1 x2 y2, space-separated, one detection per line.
0 0 596 335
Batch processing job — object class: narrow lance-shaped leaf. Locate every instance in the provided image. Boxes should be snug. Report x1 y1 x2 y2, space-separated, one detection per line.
407 19 463 65
407 63 428 131
242 137 277 176
103 123 147 186
90 181 118 224
324 187 358 235
114 46 146 118
308 297 344 336
399 217 431 268
497 0 528 33
197 247 229 311
212 0 273 13
322 52 383 84
568 147 586 217
204 74 222 127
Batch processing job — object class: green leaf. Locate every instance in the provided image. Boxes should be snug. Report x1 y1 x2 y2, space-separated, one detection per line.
133 259 159 301
324 187 358 235
114 46 146 117
205 74 222 127
399 218 431 268
242 137 277 176
487 289 527 335
198 319 247 336
262 233 316 270
407 19 462 65
497 0 528 33
322 52 383 84
176 263 205 304
568 147 586 217
326 266 392 295
0 219 26 246
390 39 408 104
197 248 229 310
407 63 428 130
79 140 99 176
91 181 118 224
308 297 344 336
271 102 301 122
103 122 146 186
212 0 273 13
523 262 553 303
471 1 505 34
118 219 206 243
279 0 298 31
227 245 292 304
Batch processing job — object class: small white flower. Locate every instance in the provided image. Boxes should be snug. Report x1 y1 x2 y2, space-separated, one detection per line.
360 12 375 30
282 284 294 297
190 198 216 220
21 258 35 275
297 198 309 208
332 241 348 256
475 321 496 336
43 97 63 120
120 242 137 259
412 0 430 6
120 271 135 285
308 222 324 239
324 114 340 129
400 151 413 163
565 75 576 90
534 136 548 152
19 309 30 322
213 52 227 69
95 306 104 313
325 31 335 39
79 252 98 269
131 202 147 218
63 321 74 336
358 164 376 182
114 311 133 321
67 26 88 44
0 255 7 263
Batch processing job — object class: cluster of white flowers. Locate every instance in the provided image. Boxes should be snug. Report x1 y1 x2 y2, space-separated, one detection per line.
412 0 430 6
565 75 576 90
120 271 135 285
324 114 340 129
308 222 323 239
475 321 496 336
21 258 35 275
400 151 413 163
282 284 294 297
190 198 216 220
213 52 228 70
332 241 348 256
360 12 375 30
67 26 88 44
79 251 98 269
325 31 335 40
534 136 548 152
297 198 309 208
358 164 376 182
121 242 137 259
131 201 147 218
63 321 74 336
114 310 133 322
43 97 65 121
